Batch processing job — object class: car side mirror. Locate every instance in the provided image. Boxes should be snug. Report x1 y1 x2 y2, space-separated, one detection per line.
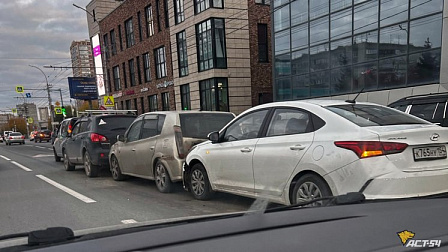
117 135 125 142
208 131 219 143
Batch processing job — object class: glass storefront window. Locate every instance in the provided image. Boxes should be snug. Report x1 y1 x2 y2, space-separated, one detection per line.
354 0 378 34
275 29 290 55
407 49 441 86
291 0 308 26
353 30 378 64
411 0 443 19
292 49 309 75
310 71 330 96
276 78 292 100
291 24 308 50
409 14 442 53
310 0 329 19
331 66 352 95
353 61 378 91
331 0 351 12
331 8 352 40
378 56 407 88
379 23 408 58
292 74 310 99
380 0 408 27
310 16 329 45
331 38 352 68
275 53 291 77
310 43 329 71
274 5 290 32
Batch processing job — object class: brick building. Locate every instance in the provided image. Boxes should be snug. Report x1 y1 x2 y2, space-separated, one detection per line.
96 0 272 115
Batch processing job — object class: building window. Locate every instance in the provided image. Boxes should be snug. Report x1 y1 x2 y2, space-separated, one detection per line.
121 101 124 110
143 53 151 82
164 0 169 28
140 97 145 113
129 59 136 87
258 24 268 62
136 56 142 84
255 0 270 5
125 18 135 48
107 69 112 93
103 33 109 59
177 30 189 77
162 92 170 111
148 95 158 111
196 18 227 71
174 0 185 24
133 98 138 112
200 78 229 111
122 62 127 88
145 5 155 37
137 11 143 42
118 24 123 51
113 66 121 90
126 100 131 110
156 0 162 32
155 47 167 79
180 84 190 110
194 0 223 14
110 29 117 55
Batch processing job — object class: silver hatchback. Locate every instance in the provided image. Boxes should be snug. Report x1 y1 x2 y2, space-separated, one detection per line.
109 111 235 193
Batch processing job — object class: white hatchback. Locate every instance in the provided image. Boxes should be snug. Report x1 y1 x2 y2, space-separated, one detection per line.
183 100 448 205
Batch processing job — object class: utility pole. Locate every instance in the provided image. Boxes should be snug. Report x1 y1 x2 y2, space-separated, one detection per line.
29 65 53 129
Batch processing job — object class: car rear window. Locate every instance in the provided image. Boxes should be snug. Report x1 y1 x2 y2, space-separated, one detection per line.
180 113 234 139
95 116 136 133
326 104 429 127
10 133 21 136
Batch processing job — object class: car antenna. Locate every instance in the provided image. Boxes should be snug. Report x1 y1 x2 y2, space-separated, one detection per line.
345 88 365 104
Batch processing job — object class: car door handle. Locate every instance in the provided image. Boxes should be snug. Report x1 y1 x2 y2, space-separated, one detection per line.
240 147 252 153
290 145 306 150
131 149 136 151
150 146 155 150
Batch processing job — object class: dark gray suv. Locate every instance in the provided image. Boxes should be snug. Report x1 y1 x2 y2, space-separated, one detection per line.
62 114 136 177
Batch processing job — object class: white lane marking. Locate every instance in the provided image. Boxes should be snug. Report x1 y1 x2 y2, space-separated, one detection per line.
121 219 138 224
47 148 53 150
35 146 46 149
11 161 32 172
32 154 54 158
35 175 96 204
0 155 11 161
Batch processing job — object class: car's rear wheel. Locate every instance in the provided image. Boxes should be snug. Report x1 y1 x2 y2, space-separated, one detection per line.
189 163 214 200
110 155 127 181
154 161 172 193
63 151 75 171
291 174 332 206
53 148 61 162
84 151 98 177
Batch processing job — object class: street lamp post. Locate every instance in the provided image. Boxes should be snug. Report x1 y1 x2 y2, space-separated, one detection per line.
29 65 54 129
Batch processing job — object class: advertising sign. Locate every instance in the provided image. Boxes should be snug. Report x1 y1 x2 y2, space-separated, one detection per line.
68 77 98 100
91 34 105 96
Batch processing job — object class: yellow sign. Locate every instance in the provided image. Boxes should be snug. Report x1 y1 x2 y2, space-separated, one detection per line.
27 117 34 124
16 86 24 93
397 230 415 245
55 107 62 115
104 96 115 107
55 101 61 106
12 108 17 113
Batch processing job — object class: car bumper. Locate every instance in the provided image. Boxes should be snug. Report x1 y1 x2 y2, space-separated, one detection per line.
326 156 448 200
89 148 110 166
8 140 25 144
182 162 190 191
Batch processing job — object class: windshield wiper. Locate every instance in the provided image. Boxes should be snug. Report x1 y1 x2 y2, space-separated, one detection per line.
0 227 74 246
265 192 365 213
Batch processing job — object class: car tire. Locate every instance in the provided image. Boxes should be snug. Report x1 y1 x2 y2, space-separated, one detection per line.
54 148 61 162
189 163 214 200
154 161 172 193
110 155 127 181
291 174 332 206
63 151 75 171
84 151 99 178
39 139 42 143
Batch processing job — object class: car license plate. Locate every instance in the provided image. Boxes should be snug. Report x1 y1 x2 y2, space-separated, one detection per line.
413 146 447 161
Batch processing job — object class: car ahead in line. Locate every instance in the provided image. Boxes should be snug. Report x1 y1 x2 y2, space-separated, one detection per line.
5 132 25 145
34 130 52 142
109 111 235 193
388 92 448 126
62 113 136 177
183 100 448 205
53 117 79 162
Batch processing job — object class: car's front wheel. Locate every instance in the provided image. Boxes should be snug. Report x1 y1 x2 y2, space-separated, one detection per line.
291 174 332 206
154 161 172 193
110 155 127 181
189 163 214 200
63 151 75 171
84 151 98 177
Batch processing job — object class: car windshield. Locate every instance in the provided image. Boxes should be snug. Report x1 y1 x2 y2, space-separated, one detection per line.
326 104 430 127
179 113 235 139
10 133 21 136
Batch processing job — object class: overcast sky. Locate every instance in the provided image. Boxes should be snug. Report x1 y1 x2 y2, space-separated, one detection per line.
0 0 91 113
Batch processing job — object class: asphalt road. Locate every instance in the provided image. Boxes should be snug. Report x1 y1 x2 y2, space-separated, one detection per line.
0 140 254 236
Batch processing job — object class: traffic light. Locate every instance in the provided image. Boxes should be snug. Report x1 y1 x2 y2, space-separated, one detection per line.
62 106 66 117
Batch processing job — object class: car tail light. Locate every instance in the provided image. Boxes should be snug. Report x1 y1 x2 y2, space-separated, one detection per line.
9 136 12 140
21 136 25 139
68 124 72 134
90 133 108 143
334 141 408 158
174 126 185 159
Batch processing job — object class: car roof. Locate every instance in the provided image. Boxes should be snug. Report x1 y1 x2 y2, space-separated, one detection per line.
247 99 380 111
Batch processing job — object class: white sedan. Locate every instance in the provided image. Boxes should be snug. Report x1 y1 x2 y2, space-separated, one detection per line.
183 100 448 205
